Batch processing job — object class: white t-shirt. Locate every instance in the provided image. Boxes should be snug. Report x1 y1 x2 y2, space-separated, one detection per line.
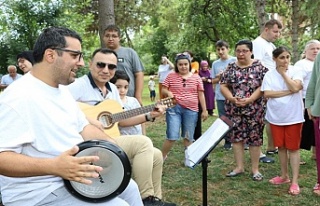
0 73 88 205
261 66 304 125
158 64 172 83
119 96 143 135
253 36 276 70
294 58 314 98
148 80 155 91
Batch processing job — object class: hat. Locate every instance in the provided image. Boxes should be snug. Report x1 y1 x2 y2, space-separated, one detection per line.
17 50 35 65
201 60 209 67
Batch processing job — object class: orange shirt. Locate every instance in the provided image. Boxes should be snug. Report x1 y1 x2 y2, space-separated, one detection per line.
191 61 199 74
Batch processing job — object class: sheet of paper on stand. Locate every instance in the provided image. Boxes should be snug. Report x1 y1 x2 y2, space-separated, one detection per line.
185 117 232 168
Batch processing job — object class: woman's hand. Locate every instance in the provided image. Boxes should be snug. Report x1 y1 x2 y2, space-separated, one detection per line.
234 97 252 107
201 110 208 121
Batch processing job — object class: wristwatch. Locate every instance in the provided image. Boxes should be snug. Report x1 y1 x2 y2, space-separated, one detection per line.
145 112 155 122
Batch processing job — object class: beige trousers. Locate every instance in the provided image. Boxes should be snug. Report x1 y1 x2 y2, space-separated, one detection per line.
115 135 163 199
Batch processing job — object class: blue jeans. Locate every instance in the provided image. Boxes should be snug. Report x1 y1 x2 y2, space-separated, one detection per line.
166 104 198 142
216 100 226 117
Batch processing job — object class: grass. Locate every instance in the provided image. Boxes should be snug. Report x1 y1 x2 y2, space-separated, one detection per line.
142 77 319 206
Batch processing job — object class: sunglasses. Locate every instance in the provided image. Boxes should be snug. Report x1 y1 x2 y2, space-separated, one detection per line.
96 62 117 70
53 48 83 62
175 53 191 62
182 78 186 87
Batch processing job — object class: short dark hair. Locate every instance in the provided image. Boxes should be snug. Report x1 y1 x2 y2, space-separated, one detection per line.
235 39 253 51
110 70 130 84
215 40 230 48
264 19 282 29
272 46 291 58
17 50 35 65
33 26 82 63
91 48 118 59
104 24 121 37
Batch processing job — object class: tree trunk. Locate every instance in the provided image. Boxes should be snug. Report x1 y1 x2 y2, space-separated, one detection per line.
254 0 267 32
291 0 300 63
98 0 115 47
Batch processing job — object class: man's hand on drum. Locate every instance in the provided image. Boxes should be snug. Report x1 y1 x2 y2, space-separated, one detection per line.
52 146 103 184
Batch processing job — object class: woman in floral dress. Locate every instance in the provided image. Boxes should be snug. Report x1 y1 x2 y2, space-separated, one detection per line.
220 39 268 181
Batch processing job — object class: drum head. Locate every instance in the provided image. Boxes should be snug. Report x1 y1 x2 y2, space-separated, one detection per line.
64 140 131 203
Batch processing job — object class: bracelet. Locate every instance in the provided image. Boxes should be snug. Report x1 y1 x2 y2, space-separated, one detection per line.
145 112 155 122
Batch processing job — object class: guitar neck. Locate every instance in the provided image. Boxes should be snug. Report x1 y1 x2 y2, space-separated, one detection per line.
110 104 156 123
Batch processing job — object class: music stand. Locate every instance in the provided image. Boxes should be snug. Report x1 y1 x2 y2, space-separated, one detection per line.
185 116 234 206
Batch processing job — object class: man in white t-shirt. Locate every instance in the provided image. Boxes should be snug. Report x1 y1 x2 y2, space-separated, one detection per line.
0 26 143 206
253 19 282 163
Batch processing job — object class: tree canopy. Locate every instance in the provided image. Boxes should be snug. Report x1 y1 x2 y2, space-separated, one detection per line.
0 0 319 75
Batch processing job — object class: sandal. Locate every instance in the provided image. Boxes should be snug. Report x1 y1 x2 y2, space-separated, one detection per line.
288 183 300 195
269 176 291 185
226 170 244 177
313 183 320 196
252 173 263 181
259 156 275 163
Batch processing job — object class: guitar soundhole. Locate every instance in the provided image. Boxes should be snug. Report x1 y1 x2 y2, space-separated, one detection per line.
98 112 113 129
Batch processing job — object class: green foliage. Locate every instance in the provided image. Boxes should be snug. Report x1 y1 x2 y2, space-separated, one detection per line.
1 0 320 74
0 0 98 74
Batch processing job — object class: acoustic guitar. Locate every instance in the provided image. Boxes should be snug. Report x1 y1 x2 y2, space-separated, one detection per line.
79 97 176 137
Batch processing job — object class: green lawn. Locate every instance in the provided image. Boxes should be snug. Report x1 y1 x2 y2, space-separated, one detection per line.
142 77 319 206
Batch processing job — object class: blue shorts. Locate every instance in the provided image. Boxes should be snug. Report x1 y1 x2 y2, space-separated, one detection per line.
165 104 198 141
150 90 156 98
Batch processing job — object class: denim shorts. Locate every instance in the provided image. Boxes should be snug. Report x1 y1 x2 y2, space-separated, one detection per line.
166 104 198 141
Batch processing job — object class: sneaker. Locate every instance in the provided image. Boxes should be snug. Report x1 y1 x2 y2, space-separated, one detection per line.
223 142 232 150
143 196 176 206
266 149 278 155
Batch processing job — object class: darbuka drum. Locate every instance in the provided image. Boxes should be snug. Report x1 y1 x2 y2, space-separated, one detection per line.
64 140 131 203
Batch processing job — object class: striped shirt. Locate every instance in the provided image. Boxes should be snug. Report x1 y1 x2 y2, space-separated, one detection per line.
163 72 204 111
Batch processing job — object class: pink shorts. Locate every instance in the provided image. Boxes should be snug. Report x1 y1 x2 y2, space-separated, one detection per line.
270 123 302 150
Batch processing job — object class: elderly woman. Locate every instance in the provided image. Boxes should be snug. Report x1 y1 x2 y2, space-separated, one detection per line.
294 40 320 163
220 39 268 181
261 46 304 195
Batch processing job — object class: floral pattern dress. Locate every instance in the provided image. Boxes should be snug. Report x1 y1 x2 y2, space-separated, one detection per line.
220 60 268 146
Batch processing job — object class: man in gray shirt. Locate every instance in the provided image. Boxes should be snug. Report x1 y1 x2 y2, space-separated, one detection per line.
103 25 145 105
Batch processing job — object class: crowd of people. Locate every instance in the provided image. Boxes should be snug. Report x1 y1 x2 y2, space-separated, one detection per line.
1 18 320 206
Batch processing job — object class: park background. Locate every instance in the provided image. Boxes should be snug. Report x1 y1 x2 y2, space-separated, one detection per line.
142 77 319 206
0 0 320 205
0 0 319 75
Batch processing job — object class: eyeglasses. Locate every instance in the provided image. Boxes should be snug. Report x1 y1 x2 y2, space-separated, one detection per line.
53 48 83 62
96 62 117 70
104 34 119 39
182 78 186 87
235 49 250 54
